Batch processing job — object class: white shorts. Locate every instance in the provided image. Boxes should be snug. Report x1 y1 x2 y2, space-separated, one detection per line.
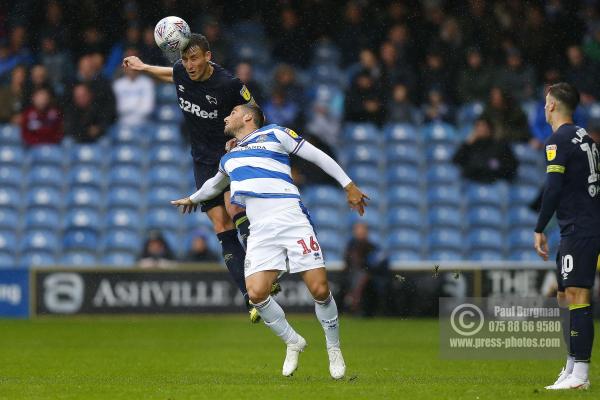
243 197 325 278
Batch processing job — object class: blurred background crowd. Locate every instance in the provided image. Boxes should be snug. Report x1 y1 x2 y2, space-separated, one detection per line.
2 0 600 314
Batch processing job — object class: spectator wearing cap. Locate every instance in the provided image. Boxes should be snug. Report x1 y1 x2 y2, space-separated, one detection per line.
496 47 536 101
186 231 219 263
138 231 177 269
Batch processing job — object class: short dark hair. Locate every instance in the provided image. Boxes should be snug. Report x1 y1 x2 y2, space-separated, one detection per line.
547 82 580 112
240 103 265 127
182 33 210 54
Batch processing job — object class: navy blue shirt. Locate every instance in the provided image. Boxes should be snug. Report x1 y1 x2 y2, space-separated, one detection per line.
535 124 600 237
173 61 252 163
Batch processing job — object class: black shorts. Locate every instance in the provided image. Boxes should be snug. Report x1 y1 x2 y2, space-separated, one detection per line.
555 236 600 291
193 160 229 213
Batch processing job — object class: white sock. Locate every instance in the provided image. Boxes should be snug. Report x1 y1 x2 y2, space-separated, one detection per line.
572 362 589 381
253 296 299 345
565 355 575 374
315 292 340 349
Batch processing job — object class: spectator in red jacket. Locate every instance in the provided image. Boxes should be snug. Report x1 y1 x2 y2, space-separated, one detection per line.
20 86 63 146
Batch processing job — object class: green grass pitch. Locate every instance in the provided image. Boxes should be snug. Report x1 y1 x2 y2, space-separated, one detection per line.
0 316 598 399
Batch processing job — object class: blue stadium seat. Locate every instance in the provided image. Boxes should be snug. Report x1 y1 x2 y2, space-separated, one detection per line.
508 228 533 251
20 231 59 253
106 209 141 231
428 228 463 252
102 230 141 253
21 251 56 267
389 250 421 262
146 209 182 231
0 209 19 230
469 250 503 261
109 125 141 146
107 187 142 209
184 212 214 233
508 206 537 228
512 143 541 166
64 209 101 231
509 250 541 261
26 166 63 189
388 186 422 207
467 206 504 229
386 164 420 185
151 124 181 145
26 187 62 211
426 164 460 184
347 164 379 186
0 187 20 211
310 207 343 230
0 231 17 254
147 187 181 209
426 144 455 164
342 144 380 165
389 207 422 229
385 143 422 166
313 40 341 65
310 63 344 85
302 186 344 208
66 187 102 210
70 144 105 167
27 145 65 167
347 210 381 231
63 230 98 251
427 186 461 207
0 253 16 268
383 123 419 144
428 206 463 229
156 84 177 104
111 145 145 167
0 166 22 189
230 21 266 41
60 251 97 267
0 145 24 166
24 209 60 231
516 165 544 185
0 124 21 145
422 123 458 143
231 41 271 65
466 184 506 207
315 229 344 254
148 166 182 189
101 252 137 267
456 102 484 127
467 228 504 251
69 165 104 189
155 104 183 123
430 250 462 261
343 123 380 144
388 228 422 251
509 184 539 206
108 166 144 189
150 145 184 166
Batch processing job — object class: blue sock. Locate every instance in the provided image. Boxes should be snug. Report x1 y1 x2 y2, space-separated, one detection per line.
217 229 248 305
569 304 594 362
233 211 250 250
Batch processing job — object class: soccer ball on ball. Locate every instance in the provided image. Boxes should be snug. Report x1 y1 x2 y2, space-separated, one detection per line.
154 16 191 52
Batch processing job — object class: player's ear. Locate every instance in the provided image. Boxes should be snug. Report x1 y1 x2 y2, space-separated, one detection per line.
204 50 212 61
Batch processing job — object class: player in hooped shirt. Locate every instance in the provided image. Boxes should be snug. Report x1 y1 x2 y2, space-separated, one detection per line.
123 34 274 322
534 83 600 390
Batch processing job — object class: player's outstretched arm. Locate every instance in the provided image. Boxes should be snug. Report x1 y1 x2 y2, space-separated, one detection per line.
294 141 369 215
122 56 174 83
171 171 230 213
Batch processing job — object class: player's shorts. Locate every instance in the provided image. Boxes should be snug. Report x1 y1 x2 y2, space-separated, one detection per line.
243 197 325 278
193 160 230 212
555 235 600 291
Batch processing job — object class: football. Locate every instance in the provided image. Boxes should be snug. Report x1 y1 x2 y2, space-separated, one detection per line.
153 16 191 52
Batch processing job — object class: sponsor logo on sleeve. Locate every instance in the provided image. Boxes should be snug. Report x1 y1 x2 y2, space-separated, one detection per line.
546 144 557 161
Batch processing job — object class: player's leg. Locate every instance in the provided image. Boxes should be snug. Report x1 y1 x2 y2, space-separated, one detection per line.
225 191 282 296
547 237 598 390
246 270 306 376
301 267 345 379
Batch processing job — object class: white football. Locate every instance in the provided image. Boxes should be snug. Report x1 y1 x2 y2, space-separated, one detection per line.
154 16 191 52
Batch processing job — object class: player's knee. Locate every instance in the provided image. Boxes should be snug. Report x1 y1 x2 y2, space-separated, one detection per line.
556 291 568 308
565 287 591 305
226 203 245 219
309 281 330 302
247 284 270 304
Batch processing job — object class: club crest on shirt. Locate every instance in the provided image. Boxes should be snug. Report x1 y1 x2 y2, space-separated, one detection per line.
546 144 557 161
206 95 217 105
240 85 252 101
256 134 269 143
